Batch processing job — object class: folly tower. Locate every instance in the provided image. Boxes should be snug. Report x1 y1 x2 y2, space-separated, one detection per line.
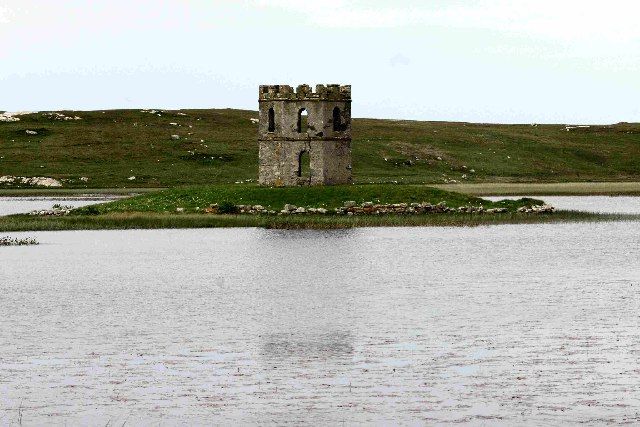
258 84 352 186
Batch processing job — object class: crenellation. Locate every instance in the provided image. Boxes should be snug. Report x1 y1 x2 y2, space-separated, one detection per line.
259 83 351 101
296 84 312 98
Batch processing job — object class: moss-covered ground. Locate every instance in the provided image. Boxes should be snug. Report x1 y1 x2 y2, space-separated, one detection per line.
73 184 540 215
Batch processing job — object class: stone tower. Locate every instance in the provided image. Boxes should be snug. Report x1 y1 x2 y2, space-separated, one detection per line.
258 84 352 186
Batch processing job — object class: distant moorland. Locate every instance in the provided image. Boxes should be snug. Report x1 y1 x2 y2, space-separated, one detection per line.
1 109 639 189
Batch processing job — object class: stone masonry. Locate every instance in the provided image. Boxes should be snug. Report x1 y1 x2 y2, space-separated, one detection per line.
258 84 352 186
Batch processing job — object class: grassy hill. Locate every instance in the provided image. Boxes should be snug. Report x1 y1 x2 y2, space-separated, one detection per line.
1 109 639 189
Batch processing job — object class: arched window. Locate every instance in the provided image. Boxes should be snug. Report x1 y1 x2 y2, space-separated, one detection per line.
268 108 275 132
297 108 308 133
333 107 342 131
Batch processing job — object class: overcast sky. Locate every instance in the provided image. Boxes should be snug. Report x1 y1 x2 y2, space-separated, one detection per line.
1 0 639 123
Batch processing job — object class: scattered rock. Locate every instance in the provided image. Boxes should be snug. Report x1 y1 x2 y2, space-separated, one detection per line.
204 204 219 214
42 112 81 121
199 201 548 216
0 111 36 122
565 125 590 132
486 208 508 214
0 114 20 122
0 176 62 187
517 204 555 214
29 204 74 216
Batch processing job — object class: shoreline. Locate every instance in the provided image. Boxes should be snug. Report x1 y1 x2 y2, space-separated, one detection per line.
0 188 161 197
0 211 638 232
434 181 640 196
1 182 640 197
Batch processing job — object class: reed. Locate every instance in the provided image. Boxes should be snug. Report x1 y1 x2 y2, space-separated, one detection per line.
0 211 636 232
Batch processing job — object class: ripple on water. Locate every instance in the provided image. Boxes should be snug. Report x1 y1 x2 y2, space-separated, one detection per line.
0 200 639 424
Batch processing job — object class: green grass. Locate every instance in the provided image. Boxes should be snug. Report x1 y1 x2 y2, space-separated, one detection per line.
1 109 639 188
72 184 542 215
1 211 636 232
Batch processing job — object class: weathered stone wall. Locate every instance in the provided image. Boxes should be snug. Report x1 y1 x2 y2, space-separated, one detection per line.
258 84 352 186
319 140 352 185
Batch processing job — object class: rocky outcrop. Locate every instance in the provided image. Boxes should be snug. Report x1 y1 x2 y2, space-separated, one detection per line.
42 112 81 121
0 176 63 187
201 201 550 216
0 111 36 122
517 204 555 213
333 201 510 215
29 204 74 216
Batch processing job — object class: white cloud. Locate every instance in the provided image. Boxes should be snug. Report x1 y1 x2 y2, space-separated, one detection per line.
250 0 640 42
431 0 640 42
1 0 638 122
0 6 10 23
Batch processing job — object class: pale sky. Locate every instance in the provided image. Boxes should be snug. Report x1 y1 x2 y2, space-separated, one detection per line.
1 0 639 123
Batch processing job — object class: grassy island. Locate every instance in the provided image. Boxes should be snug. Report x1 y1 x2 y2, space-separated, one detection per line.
71 184 539 215
1 184 637 231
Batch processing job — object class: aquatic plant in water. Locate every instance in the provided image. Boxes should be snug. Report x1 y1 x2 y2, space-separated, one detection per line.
0 236 39 246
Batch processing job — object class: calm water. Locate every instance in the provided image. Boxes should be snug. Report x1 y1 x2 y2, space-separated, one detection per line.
485 195 640 214
0 196 122 216
1 197 639 425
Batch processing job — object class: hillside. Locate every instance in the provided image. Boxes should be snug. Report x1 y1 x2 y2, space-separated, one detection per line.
0 109 639 188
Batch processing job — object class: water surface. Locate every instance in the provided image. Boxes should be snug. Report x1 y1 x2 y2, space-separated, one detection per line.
0 196 122 216
485 195 640 214
0 197 639 425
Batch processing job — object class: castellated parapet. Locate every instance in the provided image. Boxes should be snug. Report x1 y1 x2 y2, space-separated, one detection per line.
258 84 352 186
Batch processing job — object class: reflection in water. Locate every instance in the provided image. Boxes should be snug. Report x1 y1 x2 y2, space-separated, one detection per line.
253 230 358 367
258 228 359 240
261 332 354 361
